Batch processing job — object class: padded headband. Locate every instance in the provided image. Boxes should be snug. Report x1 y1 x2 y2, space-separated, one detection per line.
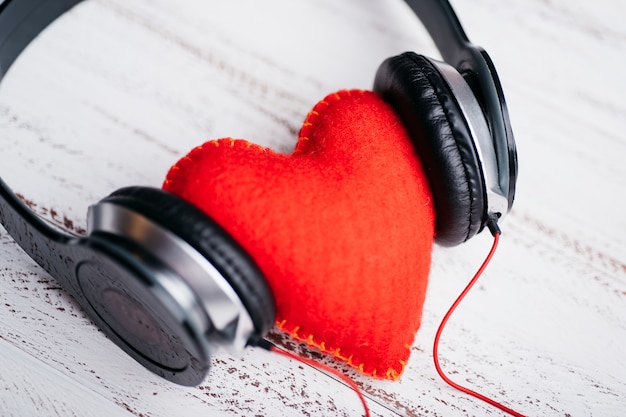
0 0 516 212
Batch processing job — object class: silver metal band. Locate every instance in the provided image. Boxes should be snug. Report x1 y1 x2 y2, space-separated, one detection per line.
429 58 509 219
87 202 256 354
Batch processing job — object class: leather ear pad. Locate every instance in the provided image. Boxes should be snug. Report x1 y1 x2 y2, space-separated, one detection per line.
374 52 485 246
100 186 276 337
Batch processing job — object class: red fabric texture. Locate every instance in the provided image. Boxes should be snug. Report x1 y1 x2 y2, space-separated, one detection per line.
163 90 435 380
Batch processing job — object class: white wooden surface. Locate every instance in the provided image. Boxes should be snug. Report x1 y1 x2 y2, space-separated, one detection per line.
1 0 625 416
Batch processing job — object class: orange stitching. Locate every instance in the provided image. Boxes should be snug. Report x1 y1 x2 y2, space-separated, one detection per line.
333 347 344 358
276 318 409 380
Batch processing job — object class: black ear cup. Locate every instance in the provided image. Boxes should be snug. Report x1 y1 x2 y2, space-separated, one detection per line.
100 187 276 338
374 52 486 246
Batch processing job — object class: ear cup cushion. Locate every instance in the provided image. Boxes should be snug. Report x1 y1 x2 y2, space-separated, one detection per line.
374 52 485 246
100 186 276 337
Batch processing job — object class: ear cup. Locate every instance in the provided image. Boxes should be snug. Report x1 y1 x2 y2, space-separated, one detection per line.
374 52 485 246
100 186 276 338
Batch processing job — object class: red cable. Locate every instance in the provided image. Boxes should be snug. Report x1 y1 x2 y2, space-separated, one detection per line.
265 226 523 416
270 346 371 417
433 232 526 417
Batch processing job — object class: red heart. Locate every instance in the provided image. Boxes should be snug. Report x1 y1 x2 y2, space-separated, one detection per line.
163 90 435 380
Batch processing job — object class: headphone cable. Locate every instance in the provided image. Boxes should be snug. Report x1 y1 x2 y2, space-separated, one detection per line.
254 338 371 417
253 219 523 417
433 218 526 417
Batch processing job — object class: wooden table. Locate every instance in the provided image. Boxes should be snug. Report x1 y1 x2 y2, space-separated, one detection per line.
1 0 624 415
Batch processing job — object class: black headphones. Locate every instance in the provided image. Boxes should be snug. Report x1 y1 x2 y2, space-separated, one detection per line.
0 0 517 386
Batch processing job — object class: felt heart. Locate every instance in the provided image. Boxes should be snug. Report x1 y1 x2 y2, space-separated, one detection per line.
163 90 435 380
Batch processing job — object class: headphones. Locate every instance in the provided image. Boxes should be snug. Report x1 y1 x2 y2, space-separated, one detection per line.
0 0 517 386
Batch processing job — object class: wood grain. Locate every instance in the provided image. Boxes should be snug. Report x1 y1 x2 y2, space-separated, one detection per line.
1 0 625 416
